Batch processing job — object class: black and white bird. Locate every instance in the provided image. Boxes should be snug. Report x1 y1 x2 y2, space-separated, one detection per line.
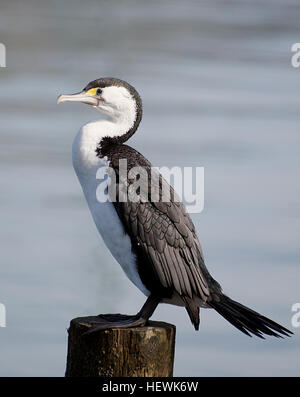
57 77 292 338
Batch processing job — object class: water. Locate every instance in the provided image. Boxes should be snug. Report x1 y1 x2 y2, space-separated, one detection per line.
0 0 299 376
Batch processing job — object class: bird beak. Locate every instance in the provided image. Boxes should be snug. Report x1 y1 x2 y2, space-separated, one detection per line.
57 91 99 106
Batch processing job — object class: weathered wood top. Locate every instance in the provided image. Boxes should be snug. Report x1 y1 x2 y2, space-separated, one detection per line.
66 314 176 377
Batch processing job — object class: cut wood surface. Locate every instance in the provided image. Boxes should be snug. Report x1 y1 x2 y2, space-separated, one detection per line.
65 314 176 377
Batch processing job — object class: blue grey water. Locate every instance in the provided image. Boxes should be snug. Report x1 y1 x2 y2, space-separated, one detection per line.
0 0 299 376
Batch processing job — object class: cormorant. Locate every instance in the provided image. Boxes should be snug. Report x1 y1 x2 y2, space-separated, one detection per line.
57 77 292 338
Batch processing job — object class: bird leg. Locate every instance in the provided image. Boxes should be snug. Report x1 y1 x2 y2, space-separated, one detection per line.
82 295 160 337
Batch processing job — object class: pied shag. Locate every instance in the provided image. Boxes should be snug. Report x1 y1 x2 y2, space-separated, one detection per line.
57 77 292 338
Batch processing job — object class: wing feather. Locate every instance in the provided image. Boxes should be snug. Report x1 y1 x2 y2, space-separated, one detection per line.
107 145 211 303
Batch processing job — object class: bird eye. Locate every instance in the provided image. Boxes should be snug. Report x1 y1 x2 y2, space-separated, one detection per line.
96 88 102 95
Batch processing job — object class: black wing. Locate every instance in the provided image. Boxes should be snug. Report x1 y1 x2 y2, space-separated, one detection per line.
104 145 218 327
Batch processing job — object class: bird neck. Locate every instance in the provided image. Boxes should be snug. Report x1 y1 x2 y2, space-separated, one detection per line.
90 101 142 153
73 104 142 171
83 118 133 143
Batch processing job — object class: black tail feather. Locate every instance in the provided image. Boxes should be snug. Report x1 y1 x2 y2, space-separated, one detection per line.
183 297 200 331
209 294 293 339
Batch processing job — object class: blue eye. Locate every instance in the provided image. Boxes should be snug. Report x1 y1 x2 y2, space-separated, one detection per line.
96 88 102 95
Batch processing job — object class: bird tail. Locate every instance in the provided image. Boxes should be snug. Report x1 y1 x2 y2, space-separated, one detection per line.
183 297 200 331
209 294 293 338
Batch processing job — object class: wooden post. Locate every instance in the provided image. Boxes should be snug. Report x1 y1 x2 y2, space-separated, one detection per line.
65 314 176 377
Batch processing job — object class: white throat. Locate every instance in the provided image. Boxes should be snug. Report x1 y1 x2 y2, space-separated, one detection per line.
72 84 138 172
72 99 136 171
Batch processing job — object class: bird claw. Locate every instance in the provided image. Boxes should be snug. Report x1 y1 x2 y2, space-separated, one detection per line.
81 314 147 338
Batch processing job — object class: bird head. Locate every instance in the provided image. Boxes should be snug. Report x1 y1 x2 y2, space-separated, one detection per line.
57 77 142 124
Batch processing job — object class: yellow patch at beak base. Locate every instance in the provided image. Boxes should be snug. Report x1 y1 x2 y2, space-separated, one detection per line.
86 88 99 96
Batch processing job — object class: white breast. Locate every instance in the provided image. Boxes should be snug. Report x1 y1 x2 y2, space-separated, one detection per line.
72 122 150 296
